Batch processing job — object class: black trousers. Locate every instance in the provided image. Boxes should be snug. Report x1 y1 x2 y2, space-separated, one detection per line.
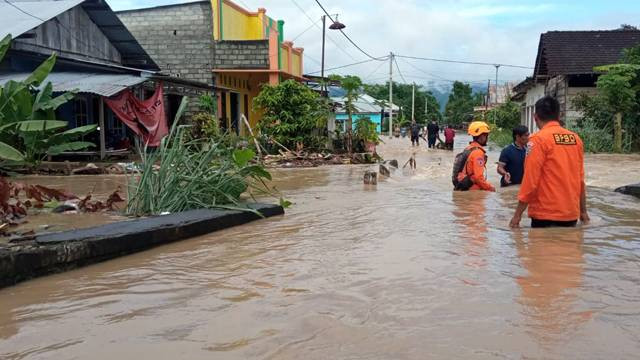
428 136 436 148
531 218 578 228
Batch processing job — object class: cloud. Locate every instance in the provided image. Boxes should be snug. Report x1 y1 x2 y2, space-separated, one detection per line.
457 4 555 18
109 0 640 91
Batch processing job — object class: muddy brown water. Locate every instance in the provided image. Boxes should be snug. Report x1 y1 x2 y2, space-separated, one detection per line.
2 136 640 359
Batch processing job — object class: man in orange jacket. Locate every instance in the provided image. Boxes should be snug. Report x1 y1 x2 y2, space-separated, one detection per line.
455 121 496 192
510 96 590 228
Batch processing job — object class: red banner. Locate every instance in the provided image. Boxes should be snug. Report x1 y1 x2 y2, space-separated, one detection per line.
105 83 168 147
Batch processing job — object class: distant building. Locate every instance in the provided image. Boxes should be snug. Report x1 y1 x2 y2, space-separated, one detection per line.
331 92 399 133
118 0 305 134
512 29 640 128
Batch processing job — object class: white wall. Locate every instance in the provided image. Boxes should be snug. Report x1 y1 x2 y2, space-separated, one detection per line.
521 83 545 132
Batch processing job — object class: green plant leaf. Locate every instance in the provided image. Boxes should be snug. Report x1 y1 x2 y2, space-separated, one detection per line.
232 148 255 167
13 120 68 132
279 197 292 209
0 35 10 64
47 141 95 156
24 53 56 87
59 124 97 136
0 141 25 161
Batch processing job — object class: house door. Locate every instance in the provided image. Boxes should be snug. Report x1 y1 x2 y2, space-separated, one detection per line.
230 92 239 134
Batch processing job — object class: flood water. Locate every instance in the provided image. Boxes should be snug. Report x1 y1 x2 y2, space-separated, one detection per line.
1 136 640 359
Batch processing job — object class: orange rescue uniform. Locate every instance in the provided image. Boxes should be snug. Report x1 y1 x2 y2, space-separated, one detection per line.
518 121 585 221
459 142 495 191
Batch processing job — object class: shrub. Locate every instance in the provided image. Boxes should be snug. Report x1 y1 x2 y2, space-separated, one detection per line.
253 80 329 151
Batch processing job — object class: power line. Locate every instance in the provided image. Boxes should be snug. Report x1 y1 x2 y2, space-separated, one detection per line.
307 56 388 74
312 0 384 61
292 18 321 42
362 59 387 81
395 54 533 69
289 0 359 61
393 56 408 84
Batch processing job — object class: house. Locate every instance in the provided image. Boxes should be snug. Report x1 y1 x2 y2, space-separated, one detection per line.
331 90 399 133
0 0 211 158
512 30 640 129
117 0 306 134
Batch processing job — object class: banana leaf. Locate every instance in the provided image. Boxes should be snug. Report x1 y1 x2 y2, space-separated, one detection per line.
47 141 95 156
1 120 68 132
24 53 56 87
0 35 10 64
0 141 25 161
46 124 97 143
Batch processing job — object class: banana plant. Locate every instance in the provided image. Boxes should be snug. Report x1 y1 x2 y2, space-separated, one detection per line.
0 34 96 167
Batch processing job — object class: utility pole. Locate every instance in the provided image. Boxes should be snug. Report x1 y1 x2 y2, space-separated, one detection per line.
411 82 415 122
388 52 394 137
486 79 490 121
320 15 326 96
494 65 500 124
425 95 428 121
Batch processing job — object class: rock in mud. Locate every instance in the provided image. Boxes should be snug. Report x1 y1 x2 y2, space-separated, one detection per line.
364 171 377 185
386 159 399 168
379 164 391 177
52 204 78 213
614 183 640 198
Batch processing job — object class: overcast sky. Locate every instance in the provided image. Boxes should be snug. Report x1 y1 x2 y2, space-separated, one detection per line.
111 0 640 88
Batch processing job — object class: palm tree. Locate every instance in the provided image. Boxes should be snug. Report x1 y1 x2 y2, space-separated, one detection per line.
340 75 362 154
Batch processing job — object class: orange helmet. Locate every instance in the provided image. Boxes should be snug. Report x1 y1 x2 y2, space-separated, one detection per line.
468 121 491 136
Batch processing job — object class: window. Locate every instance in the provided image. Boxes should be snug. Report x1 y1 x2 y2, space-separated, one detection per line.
74 98 89 127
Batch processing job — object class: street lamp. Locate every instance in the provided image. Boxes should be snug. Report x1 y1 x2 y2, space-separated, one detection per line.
321 14 345 96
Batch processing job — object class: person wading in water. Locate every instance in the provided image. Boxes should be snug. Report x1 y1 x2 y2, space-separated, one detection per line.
497 125 529 187
510 96 590 228
451 121 496 192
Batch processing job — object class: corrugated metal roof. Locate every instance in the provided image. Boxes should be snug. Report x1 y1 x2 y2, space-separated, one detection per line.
331 94 399 114
0 0 85 40
0 72 148 97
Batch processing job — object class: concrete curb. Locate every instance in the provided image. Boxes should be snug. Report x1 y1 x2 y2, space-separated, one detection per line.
0 204 284 288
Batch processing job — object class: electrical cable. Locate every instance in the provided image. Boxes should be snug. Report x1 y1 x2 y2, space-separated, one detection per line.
395 54 533 69
292 19 320 42
393 56 408 84
312 0 384 61
307 56 388 74
290 0 359 61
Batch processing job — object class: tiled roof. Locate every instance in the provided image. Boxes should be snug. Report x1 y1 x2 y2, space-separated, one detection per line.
533 30 640 77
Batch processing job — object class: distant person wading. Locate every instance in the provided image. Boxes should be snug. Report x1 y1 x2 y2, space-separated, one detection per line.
427 120 439 149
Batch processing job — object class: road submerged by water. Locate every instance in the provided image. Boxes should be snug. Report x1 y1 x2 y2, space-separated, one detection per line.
1 136 640 359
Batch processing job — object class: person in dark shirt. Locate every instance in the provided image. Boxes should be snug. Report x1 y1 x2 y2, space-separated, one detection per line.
497 125 529 187
410 120 421 146
427 120 439 149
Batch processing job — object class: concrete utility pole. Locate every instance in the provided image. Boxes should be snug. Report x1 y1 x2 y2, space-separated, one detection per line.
494 65 500 124
411 82 415 122
320 15 326 95
425 95 428 120
388 52 394 137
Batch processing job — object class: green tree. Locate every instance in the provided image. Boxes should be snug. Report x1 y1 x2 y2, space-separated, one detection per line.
472 91 486 107
253 79 329 151
593 64 638 152
487 101 520 130
340 75 362 153
444 81 474 125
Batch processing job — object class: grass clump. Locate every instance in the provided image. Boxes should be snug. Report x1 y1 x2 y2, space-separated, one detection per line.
126 98 276 217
